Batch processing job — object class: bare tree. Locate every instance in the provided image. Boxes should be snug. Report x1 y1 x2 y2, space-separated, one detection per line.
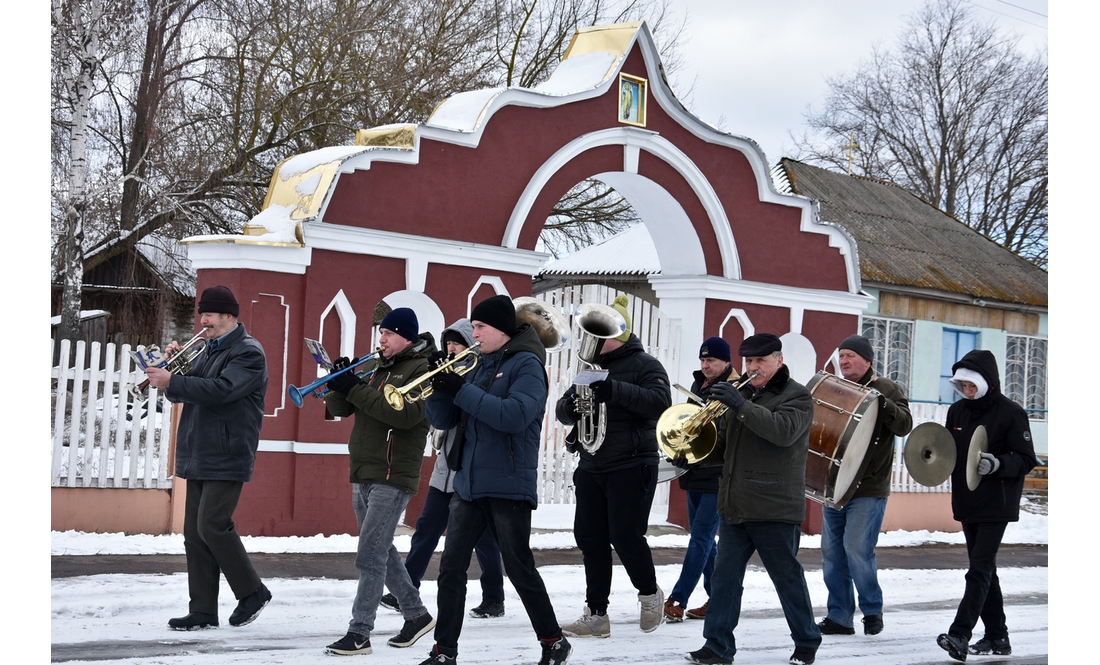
796 0 1047 267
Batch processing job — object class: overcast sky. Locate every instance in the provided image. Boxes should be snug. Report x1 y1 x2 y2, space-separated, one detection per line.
665 0 1049 167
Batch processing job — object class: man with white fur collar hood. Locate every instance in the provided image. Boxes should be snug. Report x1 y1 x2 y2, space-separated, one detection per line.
935 349 1039 662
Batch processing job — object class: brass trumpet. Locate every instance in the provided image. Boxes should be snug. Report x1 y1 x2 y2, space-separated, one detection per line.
384 343 480 411
656 371 760 464
128 331 209 401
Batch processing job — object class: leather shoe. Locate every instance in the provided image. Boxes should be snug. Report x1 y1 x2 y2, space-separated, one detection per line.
817 617 855 635
863 614 883 635
229 583 272 627
168 612 218 630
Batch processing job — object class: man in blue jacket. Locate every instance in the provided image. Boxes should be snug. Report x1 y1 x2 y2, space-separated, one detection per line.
420 295 571 665
146 285 271 631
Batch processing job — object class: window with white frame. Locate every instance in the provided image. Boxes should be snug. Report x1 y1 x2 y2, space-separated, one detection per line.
861 315 913 393
1005 335 1047 420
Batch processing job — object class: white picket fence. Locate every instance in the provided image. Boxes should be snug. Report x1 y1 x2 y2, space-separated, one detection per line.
51 338 174 489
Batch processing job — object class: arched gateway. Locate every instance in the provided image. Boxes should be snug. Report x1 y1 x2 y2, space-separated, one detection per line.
183 22 871 536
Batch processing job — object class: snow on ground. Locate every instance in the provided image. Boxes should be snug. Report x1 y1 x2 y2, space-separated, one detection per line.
50 497 1048 663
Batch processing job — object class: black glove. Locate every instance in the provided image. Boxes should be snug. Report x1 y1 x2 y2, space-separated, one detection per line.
667 455 691 470
589 379 613 404
710 381 746 412
327 367 361 395
977 452 1001 476
432 371 466 397
332 356 359 371
428 349 450 370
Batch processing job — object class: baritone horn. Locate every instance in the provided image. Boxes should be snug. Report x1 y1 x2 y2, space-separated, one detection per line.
384 343 481 411
656 371 760 464
128 331 209 400
569 303 627 454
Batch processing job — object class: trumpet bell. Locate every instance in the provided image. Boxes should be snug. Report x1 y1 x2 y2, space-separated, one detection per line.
657 403 718 464
902 422 957 487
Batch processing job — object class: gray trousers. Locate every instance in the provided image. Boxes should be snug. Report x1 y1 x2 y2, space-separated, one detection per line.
349 482 428 637
183 479 262 614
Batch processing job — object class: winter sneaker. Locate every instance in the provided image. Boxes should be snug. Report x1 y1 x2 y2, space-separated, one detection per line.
937 632 969 662
664 598 685 622
167 612 218 630
379 593 401 612
790 645 817 665
862 614 883 635
417 644 456 664
326 631 372 655
685 600 709 620
561 606 610 638
639 586 665 633
387 612 436 648
685 646 733 664
229 583 272 627
468 600 505 618
538 635 573 665
817 617 855 635
969 636 1011 655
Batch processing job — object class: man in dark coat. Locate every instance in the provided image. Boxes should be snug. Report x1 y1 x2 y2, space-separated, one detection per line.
322 307 437 656
685 333 821 665
818 335 913 637
936 349 1038 662
421 295 571 665
663 336 730 623
146 285 271 631
555 294 671 638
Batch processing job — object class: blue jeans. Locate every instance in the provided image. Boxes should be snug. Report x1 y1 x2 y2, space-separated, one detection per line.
701 521 820 660
669 490 719 605
433 496 561 656
821 496 887 626
405 486 505 603
350 482 427 637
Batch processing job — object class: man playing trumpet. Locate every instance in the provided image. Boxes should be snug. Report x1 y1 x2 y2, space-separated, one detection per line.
146 285 272 632
683 333 821 665
321 307 438 656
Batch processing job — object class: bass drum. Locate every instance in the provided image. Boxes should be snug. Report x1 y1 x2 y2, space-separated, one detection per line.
804 371 881 509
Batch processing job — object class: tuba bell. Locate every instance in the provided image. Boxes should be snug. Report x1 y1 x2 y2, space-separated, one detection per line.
568 303 627 454
513 296 570 352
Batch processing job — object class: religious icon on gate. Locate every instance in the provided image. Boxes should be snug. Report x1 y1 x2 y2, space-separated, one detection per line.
618 74 647 127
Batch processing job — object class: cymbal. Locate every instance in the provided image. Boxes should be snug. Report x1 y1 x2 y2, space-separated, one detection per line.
903 422 957 487
966 425 989 491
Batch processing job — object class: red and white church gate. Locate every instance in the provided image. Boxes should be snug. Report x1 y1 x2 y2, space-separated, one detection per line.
182 22 870 536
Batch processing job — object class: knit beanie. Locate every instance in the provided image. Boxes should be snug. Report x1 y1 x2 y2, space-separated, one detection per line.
838 334 874 362
699 336 731 362
611 294 632 342
379 307 419 342
197 285 240 317
470 295 516 336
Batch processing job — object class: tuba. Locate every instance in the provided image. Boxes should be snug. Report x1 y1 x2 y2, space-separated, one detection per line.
568 303 627 454
128 331 208 401
513 296 570 352
656 371 759 464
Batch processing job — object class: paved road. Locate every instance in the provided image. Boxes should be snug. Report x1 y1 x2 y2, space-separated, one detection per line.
52 543 1047 581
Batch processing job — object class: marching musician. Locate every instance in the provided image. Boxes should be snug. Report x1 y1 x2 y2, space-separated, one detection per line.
420 295 571 665
684 333 821 665
935 350 1038 661
555 294 671 638
663 336 732 624
379 318 507 621
321 307 438 656
147 285 272 631
817 335 913 638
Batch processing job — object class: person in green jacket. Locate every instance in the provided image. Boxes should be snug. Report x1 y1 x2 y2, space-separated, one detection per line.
321 307 438 657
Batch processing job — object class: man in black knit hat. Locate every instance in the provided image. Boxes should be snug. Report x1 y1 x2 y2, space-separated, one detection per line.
146 285 272 631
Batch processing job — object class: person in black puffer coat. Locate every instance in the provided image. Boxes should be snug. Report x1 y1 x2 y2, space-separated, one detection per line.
935 349 1038 662
556 294 672 638
662 336 731 623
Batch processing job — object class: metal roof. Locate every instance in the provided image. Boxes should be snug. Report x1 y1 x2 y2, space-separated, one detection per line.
779 159 1047 307
540 224 660 276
